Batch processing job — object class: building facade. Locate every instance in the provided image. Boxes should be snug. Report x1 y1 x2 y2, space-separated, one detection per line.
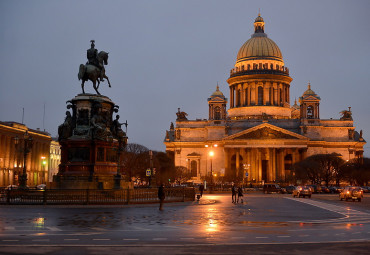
0 121 52 187
49 139 61 182
164 14 366 184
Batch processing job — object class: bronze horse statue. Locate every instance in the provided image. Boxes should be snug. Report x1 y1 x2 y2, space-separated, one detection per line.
78 51 111 95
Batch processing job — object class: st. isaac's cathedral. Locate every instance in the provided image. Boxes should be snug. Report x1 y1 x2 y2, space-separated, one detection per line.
164 14 366 184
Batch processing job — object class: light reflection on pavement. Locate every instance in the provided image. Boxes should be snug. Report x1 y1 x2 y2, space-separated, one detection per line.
0 193 369 246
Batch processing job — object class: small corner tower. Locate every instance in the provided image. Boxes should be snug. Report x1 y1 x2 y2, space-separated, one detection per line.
299 82 321 120
208 85 227 120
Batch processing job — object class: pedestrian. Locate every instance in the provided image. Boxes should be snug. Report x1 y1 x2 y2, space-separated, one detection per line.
232 184 237 203
158 184 165 211
199 183 205 197
237 186 244 204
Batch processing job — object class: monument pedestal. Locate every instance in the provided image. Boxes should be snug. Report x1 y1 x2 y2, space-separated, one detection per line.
54 93 129 189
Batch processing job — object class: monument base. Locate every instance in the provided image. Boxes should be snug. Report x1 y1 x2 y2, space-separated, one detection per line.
51 174 133 189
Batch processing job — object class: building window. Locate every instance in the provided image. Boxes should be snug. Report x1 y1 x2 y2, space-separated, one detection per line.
191 160 197 177
307 106 314 119
214 106 221 120
258 87 263 105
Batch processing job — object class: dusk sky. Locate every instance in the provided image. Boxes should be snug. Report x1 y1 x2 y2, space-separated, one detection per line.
0 0 369 157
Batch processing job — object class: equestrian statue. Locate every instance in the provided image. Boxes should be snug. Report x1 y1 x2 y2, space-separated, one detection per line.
78 40 111 95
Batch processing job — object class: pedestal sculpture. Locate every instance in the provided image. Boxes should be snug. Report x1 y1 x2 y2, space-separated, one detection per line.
53 41 128 189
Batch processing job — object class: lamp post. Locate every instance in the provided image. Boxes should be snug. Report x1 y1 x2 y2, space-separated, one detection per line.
41 156 46 184
205 143 217 193
114 138 124 189
14 131 33 190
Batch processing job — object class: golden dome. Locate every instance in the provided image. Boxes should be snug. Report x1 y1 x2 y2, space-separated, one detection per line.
210 85 225 98
236 14 283 63
237 36 283 62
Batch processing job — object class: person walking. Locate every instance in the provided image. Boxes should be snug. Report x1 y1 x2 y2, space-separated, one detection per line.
158 184 165 211
237 186 244 204
232 184 237 203
199 183 205 197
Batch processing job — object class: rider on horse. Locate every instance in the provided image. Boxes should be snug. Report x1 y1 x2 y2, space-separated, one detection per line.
87 40 104 82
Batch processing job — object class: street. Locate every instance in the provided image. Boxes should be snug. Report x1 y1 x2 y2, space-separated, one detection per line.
0 193 369 254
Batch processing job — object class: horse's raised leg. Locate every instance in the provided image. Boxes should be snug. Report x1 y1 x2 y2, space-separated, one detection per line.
104 74 111 88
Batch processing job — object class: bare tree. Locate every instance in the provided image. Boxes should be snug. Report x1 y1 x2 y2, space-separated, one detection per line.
292 153 345 186
174 166 192 185
121 143 149 183
341 157 370 186
153 152 175 185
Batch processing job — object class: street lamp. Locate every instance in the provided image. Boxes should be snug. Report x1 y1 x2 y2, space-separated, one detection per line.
114 138 125 189
14 131 33 190
205 144 217 193
41 156 46 184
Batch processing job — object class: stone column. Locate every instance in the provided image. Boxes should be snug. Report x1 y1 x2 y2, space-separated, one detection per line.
263 83 268 105
292 148 297 165
236 149 240 178
280 149 286 181
268 148 273 182
197 159 201 179
257 149 261 182
224 148 229 178
230 86 233 108
251 83 256 105
272 148 276 181
247 83 251 106
251 149 255 181
246 148 251 182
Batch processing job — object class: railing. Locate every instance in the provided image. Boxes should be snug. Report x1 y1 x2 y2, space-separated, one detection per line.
0 187 195 205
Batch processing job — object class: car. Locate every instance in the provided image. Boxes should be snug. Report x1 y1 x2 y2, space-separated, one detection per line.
6 185 18 190
360 186 370 193
339 186 363 202
321 186 330 193
263 183 282 194
307 185 322 193
293 186 312 198
36 184 46 190
329 186 340 194
285 185 296 194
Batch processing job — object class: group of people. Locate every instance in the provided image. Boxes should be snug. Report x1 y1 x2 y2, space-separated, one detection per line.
232 184 244 204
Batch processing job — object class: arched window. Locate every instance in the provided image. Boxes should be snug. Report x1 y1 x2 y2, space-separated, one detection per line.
191 160 197 177
307 105 314 119
214 106 221 120
258 87 263 105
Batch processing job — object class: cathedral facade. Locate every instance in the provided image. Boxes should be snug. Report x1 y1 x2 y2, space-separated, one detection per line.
164 14 365 184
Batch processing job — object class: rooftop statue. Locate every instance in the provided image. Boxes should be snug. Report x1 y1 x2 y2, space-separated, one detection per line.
340 107 353 121
176 108 188 121
78 40 111 95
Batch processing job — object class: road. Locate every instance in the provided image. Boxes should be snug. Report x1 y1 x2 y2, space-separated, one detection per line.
0 193 369 254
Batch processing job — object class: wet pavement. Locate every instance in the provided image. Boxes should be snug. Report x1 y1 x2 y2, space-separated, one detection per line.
0 193 369 254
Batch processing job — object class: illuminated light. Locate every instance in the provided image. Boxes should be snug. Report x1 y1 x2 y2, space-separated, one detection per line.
34 217 45 229
209 151 214 157
214 144 218 147
205 145 209 148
